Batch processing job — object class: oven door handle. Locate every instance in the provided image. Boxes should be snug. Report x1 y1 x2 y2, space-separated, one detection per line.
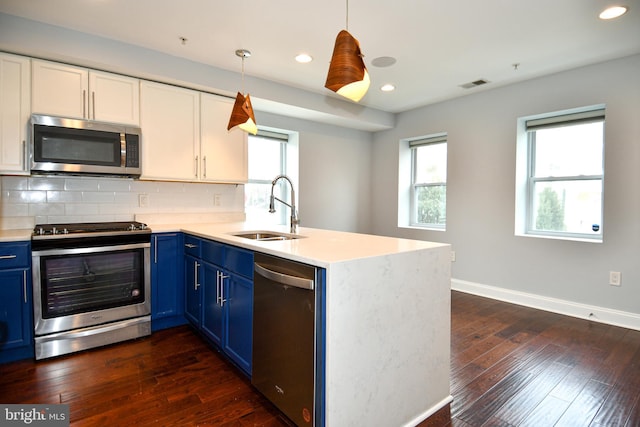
32 242 150 257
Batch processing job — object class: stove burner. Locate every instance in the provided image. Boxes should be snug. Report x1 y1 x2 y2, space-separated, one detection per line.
33 221 149 238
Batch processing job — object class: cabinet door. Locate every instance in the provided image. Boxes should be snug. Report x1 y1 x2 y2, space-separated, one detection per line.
89 71 140 125
32 59 88 118
140 81 200 181
0 53 30 174
151 234 184 330
184 255 201 326
201 262 224 347
0 269 32 353
200 93 248 183
224 273 253 374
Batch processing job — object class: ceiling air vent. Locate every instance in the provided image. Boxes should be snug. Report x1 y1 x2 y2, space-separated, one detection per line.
460 79 489 89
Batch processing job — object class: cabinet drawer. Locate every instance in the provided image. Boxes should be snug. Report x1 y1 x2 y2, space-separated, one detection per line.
201 239 225 265
0 242 30 269
183 235 202 258
225 246 254 278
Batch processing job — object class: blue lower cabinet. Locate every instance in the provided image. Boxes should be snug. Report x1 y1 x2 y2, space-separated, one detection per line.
224 273 253 374
184 254 202 326
0 241 33 364
151 233 186 331
202 261 223 347
183 234 254 376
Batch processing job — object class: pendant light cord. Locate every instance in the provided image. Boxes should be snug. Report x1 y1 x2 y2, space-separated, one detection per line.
346 0 349 30
241 56 245 94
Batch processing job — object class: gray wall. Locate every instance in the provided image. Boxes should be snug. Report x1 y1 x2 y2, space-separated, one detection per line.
372 54 640 319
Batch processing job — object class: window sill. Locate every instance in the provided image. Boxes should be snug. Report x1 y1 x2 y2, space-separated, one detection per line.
515 232 602 244
400 225 446 232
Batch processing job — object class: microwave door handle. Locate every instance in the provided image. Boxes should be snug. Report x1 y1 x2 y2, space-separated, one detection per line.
120 133 127 167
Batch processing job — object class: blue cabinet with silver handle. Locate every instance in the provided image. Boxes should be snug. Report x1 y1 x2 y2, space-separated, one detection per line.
0 241 33 363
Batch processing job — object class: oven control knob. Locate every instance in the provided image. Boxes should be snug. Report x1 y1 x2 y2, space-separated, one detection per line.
52 227 57 235
129 224 136 231
62 228 69 234
37 227 45 235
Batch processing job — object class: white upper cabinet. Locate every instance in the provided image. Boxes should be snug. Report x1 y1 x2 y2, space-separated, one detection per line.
0 53 31 174
31 59 139 125
140 80 200 181
88 71 140 125
200 93 247 183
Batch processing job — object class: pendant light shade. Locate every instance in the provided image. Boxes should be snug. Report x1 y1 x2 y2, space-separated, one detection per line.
227 49 258 135
325 29 370 102
228 91 257 135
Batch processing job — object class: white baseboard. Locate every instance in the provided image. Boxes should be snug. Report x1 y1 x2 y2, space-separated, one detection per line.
451 278 640 332
404 395 453 427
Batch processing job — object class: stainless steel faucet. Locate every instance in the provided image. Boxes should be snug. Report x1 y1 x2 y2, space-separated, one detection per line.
269 174 299 234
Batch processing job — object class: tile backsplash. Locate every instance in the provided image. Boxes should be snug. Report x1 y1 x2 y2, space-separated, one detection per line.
0 175 245 229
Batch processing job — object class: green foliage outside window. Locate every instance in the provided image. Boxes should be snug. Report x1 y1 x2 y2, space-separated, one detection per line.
416 185 446 225
535 187 565 231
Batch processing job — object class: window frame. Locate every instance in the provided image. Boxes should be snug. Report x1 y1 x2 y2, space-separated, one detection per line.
522 107 605 241
409 134 448 229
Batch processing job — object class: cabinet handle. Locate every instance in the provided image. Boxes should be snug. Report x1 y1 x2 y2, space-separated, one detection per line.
22 140 27 171
154 236 158 264
216 271 220 305
92 91 96 119
194 261 200 290
195 156 199 178
23 270 27 304
0 254 17 260
217 270 228 306
203 156 207 178
83 89 87 118
184 243 197 249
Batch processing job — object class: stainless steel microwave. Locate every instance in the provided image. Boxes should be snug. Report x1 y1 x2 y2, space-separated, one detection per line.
31 114 142 177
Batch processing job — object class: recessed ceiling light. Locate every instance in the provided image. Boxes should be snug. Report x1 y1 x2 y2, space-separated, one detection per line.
295 53 313 63
380 84 396 92
599 5 628 19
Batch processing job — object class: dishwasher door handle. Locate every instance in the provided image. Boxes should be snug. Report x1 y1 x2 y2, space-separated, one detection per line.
254 263 314 290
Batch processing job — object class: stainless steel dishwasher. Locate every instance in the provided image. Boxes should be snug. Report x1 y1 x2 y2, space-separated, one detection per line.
252 253 318 426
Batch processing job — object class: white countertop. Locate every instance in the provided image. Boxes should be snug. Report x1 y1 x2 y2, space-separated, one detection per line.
150 221 447 268
0 221 448 268
0 228 32 242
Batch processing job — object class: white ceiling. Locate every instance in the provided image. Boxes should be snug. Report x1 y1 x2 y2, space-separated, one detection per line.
1 0 639 114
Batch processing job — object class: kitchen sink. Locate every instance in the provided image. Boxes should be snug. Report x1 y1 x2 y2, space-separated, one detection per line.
231 231 305 241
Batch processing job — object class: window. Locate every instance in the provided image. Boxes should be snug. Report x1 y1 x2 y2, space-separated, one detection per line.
245 130 293 225
410 134 447 228
520 107 605 240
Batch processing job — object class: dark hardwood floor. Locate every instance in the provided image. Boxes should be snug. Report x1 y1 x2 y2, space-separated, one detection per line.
1 291 639 426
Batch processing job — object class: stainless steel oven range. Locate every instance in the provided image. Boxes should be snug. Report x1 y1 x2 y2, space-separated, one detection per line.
31 221 151 360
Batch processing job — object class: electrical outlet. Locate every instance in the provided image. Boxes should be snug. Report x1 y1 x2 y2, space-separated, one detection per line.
138 194 149 208
451 251 456 262
609 271 621 286
213 194 221 206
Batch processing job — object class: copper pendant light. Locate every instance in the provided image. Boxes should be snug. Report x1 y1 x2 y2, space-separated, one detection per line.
227 49 258 135
324 0 370 102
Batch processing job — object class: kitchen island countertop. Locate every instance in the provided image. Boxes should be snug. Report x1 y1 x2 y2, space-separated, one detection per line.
149 221 447 268
149 220 452 427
